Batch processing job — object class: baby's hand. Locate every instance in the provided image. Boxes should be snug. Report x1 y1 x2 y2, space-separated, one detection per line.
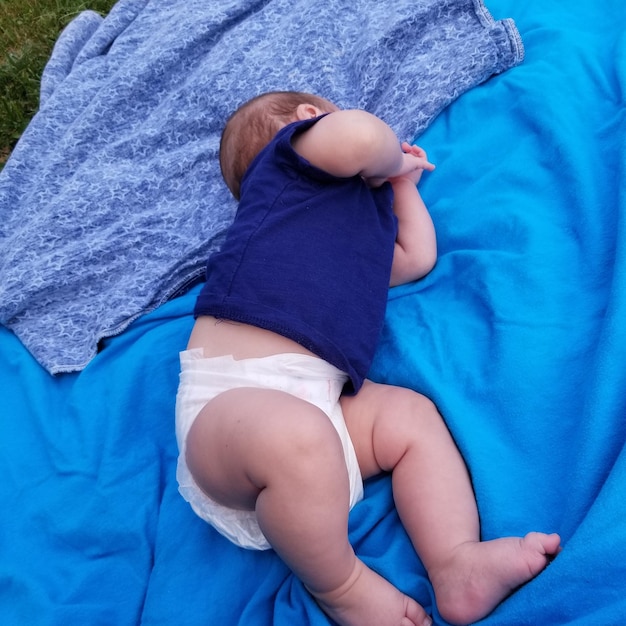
390 142 435 185
402 142 434 165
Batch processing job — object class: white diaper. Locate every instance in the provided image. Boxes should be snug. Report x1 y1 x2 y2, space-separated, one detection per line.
175 348 364 550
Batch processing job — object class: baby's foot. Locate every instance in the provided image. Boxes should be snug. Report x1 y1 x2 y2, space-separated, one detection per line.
429 532 561 626
310 558 432 626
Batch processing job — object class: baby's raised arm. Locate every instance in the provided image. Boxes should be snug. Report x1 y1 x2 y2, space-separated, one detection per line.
291 110 431 184
292 110 437 287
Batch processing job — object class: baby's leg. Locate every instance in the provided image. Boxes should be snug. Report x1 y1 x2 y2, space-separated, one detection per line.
185 387 432 626
341 382 561 626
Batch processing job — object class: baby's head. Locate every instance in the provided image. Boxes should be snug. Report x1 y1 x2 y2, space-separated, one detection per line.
220 91 338 199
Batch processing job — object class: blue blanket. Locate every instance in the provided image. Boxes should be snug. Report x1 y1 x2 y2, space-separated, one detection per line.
2 0 626 625
0 0 520 374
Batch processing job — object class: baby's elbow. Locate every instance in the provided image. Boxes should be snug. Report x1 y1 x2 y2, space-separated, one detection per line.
390 251 437 287
411 254 437 283
419 254 437 279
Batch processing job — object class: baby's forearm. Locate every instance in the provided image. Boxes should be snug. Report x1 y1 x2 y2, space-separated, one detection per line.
293 110 413 182
390 178 437 286
292 110 432 186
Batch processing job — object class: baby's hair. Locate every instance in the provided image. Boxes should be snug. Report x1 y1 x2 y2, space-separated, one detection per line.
219 91 336 199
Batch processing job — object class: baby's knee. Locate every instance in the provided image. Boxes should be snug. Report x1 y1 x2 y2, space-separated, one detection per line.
369 386 445 466
380 385 440 427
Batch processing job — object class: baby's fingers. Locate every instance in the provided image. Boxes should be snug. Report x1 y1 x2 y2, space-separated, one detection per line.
402 142 435 170
401 141 422 156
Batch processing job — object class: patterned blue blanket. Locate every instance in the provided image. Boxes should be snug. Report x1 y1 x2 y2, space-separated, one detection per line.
0 0 522 373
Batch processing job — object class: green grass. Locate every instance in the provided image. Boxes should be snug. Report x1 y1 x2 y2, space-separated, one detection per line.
0 0 117 168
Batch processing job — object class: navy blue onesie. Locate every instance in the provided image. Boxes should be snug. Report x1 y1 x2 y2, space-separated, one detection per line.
194 116 397 393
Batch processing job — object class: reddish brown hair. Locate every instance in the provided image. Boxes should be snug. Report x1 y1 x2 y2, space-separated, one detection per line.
219 91 337 199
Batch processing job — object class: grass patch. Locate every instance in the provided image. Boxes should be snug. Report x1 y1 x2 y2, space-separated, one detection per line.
0 0 117 169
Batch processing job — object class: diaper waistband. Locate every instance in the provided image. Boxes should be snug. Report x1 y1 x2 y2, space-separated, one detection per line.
179 348 349 384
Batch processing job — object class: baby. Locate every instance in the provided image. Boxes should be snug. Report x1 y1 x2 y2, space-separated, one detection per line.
175 91 561 626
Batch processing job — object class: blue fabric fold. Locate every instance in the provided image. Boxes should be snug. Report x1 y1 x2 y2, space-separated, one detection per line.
0 0 522 374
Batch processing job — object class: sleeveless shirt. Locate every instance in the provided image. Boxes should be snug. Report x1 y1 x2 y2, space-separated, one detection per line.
194 116 396 393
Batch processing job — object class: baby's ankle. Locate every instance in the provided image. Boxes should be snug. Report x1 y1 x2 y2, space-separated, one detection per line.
306 557 362 606
310 558 432 626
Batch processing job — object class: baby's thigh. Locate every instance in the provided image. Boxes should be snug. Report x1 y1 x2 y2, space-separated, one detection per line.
341 380 439 479
186 386 346 510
